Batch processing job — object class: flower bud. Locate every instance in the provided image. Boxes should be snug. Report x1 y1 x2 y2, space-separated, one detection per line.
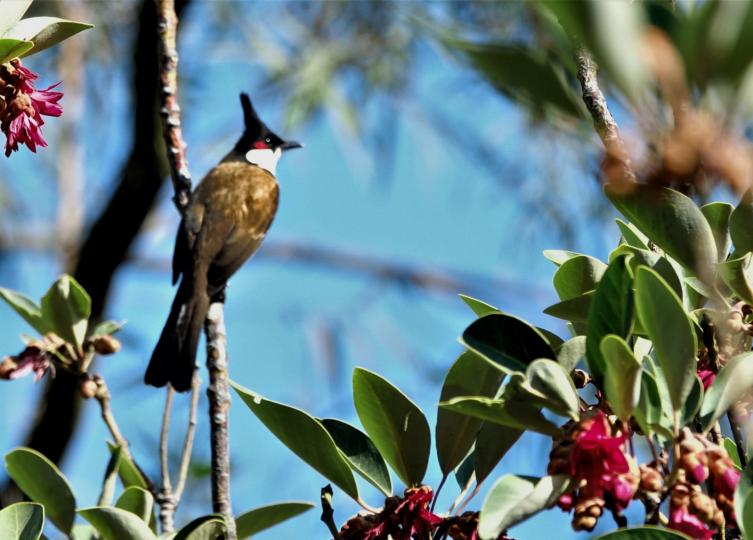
79 378 98 399
93 335 121 355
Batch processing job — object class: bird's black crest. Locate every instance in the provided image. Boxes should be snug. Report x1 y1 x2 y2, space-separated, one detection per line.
240 93 262 133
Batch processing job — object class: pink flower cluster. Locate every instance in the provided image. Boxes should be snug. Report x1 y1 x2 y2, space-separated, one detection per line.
549 411 639 531
0 59 63 156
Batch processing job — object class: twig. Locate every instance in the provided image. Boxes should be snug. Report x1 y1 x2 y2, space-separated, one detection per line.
156 0 192 213
205 301 237 539
574 47 636 186
728 406 748 468
320 485 340 539
158 387 176 533
174 372 201 501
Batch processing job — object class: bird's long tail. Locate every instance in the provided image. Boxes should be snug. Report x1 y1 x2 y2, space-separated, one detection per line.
145 271 209 392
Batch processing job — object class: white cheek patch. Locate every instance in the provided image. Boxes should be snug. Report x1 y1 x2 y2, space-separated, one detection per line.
245 148 282 176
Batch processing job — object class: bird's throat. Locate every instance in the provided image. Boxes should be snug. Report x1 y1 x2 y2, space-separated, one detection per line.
245 148 282 176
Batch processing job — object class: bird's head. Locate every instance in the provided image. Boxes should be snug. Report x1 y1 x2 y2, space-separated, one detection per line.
232 93 301 175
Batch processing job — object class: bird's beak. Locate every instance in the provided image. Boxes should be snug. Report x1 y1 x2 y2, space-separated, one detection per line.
280 141 303 151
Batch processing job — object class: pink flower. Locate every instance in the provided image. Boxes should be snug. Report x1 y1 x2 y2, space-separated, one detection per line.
698 368 716 390
0 346 52 382
363 487 443 540
0 59 63 156
668 507 715 540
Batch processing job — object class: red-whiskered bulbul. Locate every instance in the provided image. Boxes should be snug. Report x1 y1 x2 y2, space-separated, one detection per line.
145 93 301 392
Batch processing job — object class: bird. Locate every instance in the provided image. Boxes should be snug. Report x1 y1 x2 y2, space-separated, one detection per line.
145 93 301 392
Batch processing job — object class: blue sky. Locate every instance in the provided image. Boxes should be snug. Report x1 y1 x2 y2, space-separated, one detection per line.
0 3 637 538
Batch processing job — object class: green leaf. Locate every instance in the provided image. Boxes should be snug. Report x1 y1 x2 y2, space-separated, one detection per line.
89 320 125 338
4 448 76 534
235 502 314 539
106 442 147 490
633 371 663 437
40 275 91 348
735 458 753 539
701 202 733 261
173 515 225 540
352 368 430 487
0 37 32 64
461 313 556 374
719 254 753 304
4 17 93 57
98 445 121 507
552 255 606 300
0 287 49 335
586 254 634 383
543 292 593 323
0 502 44 540
115 487 153 525
616 219 649 250
732 189 753 255
601 335 642 422
78 507 157 540
542 249 582 266
524 359 579 419
0 0 31 34
458 294 499 317
478 474 571 539
634 267 697 413
440 396 561 437
231 382 359 499
320 418 392 496
700 352 753 431
455 451 475 489
70 524 97 540
609 245 684 302
724 438 743 471
681 375 704 427
555 336 586 372
474 423 523 485
592 526 692 539
436 351 505 475
606 184 718 274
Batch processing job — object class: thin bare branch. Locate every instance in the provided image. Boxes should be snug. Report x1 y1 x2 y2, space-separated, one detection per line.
205 302 237 539
174 372 201 501
158 387 176 533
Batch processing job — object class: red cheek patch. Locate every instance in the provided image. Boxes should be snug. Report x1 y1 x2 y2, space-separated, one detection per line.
253 141 269 149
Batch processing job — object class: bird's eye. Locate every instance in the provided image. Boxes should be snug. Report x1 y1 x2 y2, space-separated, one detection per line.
265 137 271 144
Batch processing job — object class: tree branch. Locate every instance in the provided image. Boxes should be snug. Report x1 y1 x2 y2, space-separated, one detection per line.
174 372 201 501
158 387 176 533
574 47 636 186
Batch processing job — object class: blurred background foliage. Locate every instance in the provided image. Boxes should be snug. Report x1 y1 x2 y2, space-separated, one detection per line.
2 0 753 538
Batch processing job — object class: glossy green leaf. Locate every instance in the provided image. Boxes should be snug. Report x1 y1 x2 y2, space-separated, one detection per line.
719 254 753 304
440 396 561 437
555 336 586 372
633 371 663 437
231 382 358 499
235 502 314 539
79 507 156 540
586 254 634 383
0 502 44 540
0 287 49 335
724 438 743 471
352 368 430 487
4 448 76 534
700 352 753 431
552 255 606 300
736 458 753 539
458 294 499 317
474 423 523 485
89 320 125 338
436 351 504 475
606 184 717 274
681 375 704 428
4 17 93 57
616 219 649 250
461 313 556 374
0 36 32 63
455 451 475 489
173 515 224 540
543 292 593 323
635 267 697 412
70 524 97 540
525 359 579 419
542 249 582 266
609 245 684 301
106 442 147 490
701 202 733 261
592 526 692 539
732 190 753 255
40 275 91 348
0 0 32 34
321 418 391 496
98 444 121 507
115 487 153 524
478 474 571 539
601 335 641 422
